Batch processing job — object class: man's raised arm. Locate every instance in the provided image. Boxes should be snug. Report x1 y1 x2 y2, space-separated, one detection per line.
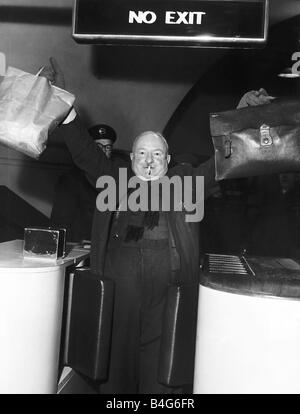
40 57 115 186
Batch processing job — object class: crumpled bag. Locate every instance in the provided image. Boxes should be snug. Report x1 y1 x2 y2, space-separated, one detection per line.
0 66 75 158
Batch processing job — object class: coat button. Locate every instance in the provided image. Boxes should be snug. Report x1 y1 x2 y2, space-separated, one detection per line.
113 233 119 239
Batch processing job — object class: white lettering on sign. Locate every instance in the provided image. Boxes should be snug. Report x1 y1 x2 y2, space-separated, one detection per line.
128 10 157 24
128 10 206 25
165 11 206 24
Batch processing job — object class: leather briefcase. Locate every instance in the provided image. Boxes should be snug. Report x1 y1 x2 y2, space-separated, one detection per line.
158 283 199 387
63 268 114 382
210 99 300 181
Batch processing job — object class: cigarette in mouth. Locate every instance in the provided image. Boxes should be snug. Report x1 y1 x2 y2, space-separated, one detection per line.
147 166 151 176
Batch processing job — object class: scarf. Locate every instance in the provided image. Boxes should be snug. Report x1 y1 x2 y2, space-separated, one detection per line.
118 180 161 242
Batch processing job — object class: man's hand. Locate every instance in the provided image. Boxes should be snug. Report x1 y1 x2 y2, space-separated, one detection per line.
39 57 65 89
237 88 276 109
40 57 76 124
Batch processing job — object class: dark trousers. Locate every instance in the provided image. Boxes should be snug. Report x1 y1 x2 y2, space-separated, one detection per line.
99 239 181 394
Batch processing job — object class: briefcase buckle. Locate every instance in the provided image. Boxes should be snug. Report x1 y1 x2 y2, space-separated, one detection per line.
260 124 273 146
224 138 232 158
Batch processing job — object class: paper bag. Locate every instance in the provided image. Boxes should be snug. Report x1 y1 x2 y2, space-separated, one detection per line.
0 66 75 158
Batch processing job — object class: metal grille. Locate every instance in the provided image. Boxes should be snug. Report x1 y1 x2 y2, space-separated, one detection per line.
206 254 253 276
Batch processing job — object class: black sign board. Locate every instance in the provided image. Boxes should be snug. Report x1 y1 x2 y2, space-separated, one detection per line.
72 0 268 47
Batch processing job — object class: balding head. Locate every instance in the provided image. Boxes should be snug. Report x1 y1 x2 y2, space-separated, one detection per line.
130 131 171 180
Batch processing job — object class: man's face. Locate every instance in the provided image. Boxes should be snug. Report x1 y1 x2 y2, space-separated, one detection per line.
130 132 170 181
95 138 113 159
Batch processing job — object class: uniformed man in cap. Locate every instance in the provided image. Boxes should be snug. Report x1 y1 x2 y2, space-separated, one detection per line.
88 124 117 160
50 123 118 243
